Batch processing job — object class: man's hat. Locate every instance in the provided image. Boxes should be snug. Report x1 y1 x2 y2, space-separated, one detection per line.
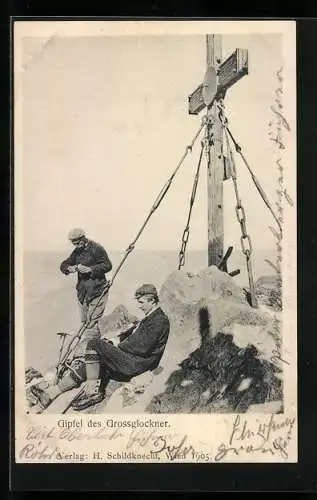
135 284 158 299
68 228 86 241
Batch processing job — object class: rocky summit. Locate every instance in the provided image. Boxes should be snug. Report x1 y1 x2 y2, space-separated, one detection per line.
89 266 283 415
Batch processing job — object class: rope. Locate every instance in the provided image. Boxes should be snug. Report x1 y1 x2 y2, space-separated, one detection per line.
178 140 205 270
217 104 282 234
55 119 206 382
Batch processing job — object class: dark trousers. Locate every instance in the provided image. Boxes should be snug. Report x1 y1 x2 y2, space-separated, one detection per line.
87 339 148 383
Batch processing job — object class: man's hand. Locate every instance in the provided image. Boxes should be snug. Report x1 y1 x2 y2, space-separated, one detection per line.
111 337 120 347
67 266 77 274
102 331 121 347
77 264 92 274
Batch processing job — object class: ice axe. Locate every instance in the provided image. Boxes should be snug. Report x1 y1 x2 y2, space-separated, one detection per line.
54 332 70 383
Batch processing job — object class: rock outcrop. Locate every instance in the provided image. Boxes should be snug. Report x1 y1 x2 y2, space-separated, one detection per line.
146 331 282 414
255 274 282 311
99 305 138 337
156 267 281 367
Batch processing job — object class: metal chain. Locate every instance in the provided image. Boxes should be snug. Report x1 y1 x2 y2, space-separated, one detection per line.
220 102 258 308
178 140 205 269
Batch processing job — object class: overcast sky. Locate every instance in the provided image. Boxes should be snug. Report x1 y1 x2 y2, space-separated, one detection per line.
19 30 285 253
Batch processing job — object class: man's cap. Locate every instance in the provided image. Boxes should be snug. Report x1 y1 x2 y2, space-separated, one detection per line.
68 228 86 241
135 284 158 299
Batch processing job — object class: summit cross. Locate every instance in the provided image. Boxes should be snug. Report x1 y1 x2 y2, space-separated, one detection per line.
188 34 248 267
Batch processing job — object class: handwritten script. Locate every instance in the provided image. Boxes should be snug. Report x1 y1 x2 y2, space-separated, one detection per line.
267 66 294 279
19 423 196 461
215 414 295 462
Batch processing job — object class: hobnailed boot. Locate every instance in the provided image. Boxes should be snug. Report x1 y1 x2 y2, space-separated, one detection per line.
72 380 105 411
30 382 60 410
29 371 80 411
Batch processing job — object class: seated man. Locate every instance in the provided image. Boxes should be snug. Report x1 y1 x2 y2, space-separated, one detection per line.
72 283 170 410
31 284 170 412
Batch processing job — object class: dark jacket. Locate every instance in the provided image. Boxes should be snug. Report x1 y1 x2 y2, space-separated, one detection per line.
60 239 112 304
118 306 170 372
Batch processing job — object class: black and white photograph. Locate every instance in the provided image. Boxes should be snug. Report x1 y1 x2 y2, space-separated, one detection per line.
14 20 297 463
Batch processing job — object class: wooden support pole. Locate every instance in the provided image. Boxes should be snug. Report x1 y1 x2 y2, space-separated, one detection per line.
206 35 224 267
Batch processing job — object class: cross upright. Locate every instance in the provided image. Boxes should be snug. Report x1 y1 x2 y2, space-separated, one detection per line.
188 35 248 268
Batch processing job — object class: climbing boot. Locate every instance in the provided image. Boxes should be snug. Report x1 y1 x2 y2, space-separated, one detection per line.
72 380 105 411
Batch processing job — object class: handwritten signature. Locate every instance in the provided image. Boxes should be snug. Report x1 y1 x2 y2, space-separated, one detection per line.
150 434 196 461
214 414 295 462
215 436 289 461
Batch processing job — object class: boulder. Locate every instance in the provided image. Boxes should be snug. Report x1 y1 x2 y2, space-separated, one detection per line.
159 266 279 356
255 274 282 311
160 266 247 323
99 305 138 336
144 267 283 414
146 332 282 414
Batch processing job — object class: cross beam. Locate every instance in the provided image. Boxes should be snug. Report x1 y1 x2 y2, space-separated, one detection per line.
188 36 248 268
188 48 248 115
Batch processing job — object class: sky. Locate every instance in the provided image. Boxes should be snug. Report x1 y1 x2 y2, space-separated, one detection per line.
19 31 285 254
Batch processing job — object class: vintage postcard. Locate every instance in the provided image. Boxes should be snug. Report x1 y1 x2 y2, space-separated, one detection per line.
14 20 297 464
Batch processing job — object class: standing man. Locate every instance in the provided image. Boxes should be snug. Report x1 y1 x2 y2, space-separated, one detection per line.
60 228 112 339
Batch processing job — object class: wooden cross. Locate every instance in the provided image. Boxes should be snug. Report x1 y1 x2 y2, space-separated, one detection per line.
188 35 248 267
